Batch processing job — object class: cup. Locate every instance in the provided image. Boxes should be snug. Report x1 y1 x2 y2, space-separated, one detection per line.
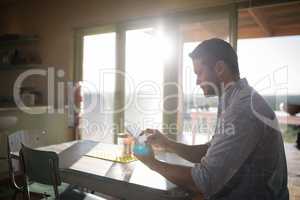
117 133 133 157
133 142 150 155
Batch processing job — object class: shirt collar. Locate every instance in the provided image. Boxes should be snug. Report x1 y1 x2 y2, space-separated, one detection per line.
218 78 248 112
224 78 248 94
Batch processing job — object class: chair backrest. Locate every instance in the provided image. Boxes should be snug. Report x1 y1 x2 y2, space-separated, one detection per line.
7 130 47 181
20 144 62 186
8 130 47 154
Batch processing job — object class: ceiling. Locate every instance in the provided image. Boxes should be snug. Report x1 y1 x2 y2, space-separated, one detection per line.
1 0 299 40
180 1 300 42
0 0 18 5
239 2 300 38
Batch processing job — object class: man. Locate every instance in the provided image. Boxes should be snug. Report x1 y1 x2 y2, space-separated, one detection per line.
134 38 289 199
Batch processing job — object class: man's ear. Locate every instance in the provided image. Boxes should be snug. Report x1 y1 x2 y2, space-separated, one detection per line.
214 60 226 77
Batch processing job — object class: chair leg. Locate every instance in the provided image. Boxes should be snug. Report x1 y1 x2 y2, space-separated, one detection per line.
22 186 30 200
12 190 18 200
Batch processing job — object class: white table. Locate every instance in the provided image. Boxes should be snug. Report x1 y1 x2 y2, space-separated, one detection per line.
16 140 193 200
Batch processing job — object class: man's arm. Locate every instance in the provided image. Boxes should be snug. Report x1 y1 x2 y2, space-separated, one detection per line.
149 159 199 192
135 148 204 199
145 129 209 163
168 141 209 163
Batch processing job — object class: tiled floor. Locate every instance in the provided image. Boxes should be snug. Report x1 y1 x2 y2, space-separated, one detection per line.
290 184 300 200
286 143 300 200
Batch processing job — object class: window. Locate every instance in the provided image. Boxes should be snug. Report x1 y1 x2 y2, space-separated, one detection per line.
237 36 300 143
81 32 116 143
238 36 300 100
75 5 237 144
125 28 164 130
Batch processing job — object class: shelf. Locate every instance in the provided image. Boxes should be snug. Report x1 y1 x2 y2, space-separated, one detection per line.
0 105 50 112
0 64 43 71
0 36 39 47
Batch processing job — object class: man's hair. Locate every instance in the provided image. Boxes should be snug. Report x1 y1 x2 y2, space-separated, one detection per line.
189 38 239 77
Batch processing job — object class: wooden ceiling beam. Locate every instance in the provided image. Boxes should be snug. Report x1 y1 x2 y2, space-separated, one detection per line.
238 0 300 10
247 8 272 37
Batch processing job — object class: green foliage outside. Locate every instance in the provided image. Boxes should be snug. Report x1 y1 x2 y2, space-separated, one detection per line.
281 124 299 143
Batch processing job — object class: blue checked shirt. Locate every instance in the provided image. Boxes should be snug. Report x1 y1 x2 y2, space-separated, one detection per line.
191 78 289 200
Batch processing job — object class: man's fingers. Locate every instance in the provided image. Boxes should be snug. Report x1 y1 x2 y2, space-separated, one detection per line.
147 134 158 143
145 129 160 134
143 129 163 145
140 130 147 136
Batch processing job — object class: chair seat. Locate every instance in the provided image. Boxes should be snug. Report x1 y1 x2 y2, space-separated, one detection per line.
59 186 107 200
32 184 107 200
29 181 70 198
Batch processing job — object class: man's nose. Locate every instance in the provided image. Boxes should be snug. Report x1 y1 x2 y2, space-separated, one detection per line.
196 79 201 85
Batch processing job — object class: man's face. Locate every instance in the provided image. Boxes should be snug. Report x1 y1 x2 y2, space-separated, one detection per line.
192 58 220 97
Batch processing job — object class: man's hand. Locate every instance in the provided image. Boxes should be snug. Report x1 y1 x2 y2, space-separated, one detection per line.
134 132 203 196
143 129 209 163
134 143 202 196
144 129 173 151
133 144 158 170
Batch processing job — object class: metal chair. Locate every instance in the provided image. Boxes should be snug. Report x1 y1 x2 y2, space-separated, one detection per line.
20 144 107 200
6 130 66 199
0 116 18 199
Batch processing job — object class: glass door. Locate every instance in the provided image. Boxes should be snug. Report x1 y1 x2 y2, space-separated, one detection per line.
79 28 117 143
73 5 238 144
177 7 236 144
124 26 165 131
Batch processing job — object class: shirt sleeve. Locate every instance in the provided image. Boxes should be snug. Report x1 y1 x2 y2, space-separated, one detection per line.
191 107 262 199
